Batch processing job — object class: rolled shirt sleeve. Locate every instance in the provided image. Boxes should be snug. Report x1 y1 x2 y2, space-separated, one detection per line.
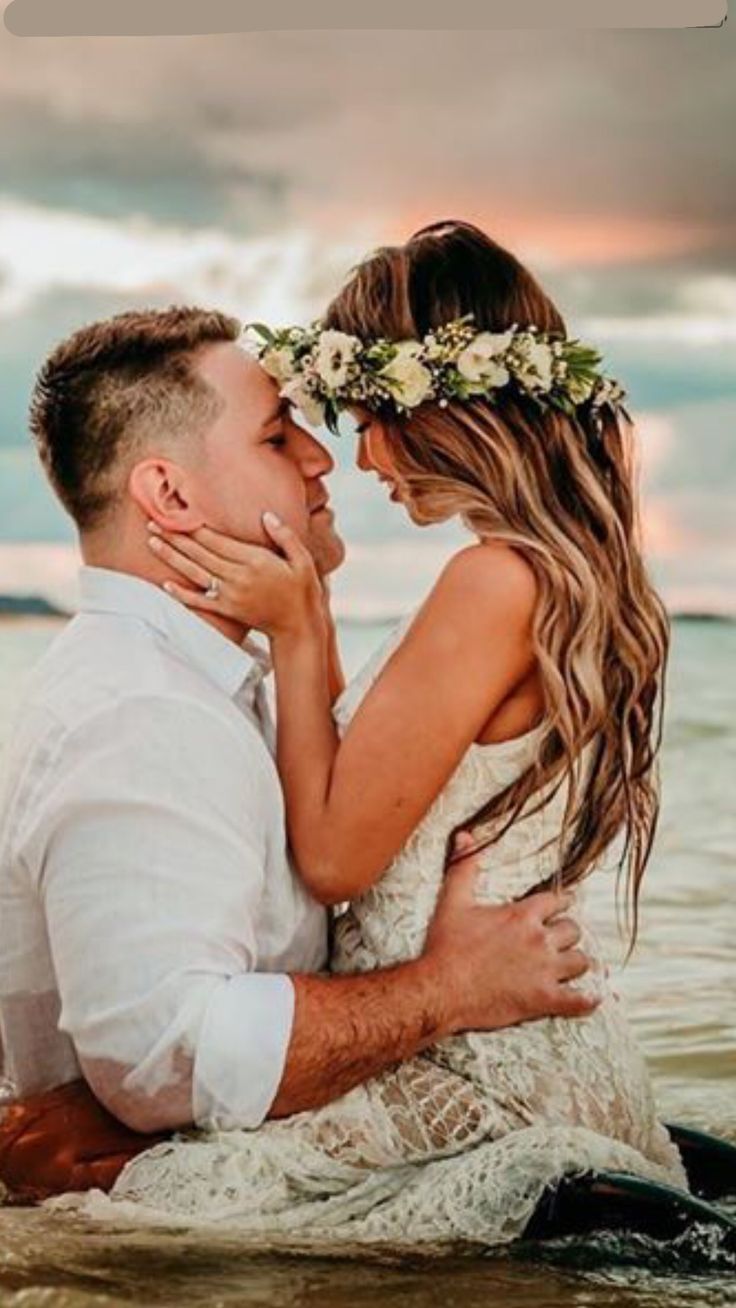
193 971 294 1130
33 693 295 1133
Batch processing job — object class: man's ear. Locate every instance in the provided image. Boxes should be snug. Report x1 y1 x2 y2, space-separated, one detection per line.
128 458 205 532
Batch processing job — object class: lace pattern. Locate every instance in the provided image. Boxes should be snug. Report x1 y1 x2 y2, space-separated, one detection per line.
70 615 686 1246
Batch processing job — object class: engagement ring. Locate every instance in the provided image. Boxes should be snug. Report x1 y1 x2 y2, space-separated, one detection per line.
204 576 220 601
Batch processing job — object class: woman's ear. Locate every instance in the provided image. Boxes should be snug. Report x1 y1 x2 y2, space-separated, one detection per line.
128 458 205 533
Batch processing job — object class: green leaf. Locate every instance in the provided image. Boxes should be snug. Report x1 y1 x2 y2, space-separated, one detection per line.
325 399 341 435
246 322 275 345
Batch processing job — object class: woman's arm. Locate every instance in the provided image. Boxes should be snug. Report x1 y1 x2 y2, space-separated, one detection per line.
321 579 346 704
151 523 538 906
268 534 538 903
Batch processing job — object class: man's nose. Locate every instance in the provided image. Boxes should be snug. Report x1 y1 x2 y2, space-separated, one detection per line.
289 419 335 478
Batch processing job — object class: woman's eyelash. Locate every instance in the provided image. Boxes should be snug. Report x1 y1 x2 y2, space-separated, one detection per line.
266 433 286 447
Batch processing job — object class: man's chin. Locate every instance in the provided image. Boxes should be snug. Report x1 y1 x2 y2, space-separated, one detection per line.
308 514 346 577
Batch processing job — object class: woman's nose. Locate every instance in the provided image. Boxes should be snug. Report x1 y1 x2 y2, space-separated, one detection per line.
356 433 372 471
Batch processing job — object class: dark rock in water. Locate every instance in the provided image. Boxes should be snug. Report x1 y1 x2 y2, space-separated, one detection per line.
0 594 68 618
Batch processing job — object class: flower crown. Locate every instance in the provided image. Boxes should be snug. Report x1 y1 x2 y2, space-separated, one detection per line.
247 315 627 434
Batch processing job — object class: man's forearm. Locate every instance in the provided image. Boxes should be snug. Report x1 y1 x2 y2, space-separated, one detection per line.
269 960 446 1118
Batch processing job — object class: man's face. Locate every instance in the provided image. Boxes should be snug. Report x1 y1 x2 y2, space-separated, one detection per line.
192 342 345 574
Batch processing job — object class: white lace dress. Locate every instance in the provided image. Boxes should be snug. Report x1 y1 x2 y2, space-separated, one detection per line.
75 618 686 1247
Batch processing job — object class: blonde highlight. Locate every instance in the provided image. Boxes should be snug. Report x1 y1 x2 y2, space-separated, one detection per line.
325 222 669 947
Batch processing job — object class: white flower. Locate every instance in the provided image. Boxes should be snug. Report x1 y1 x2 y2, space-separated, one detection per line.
590 376 625 407
314 330 359 391
260 347 296 386
280 378 326 429
381 341 433 408
514 336 555 393
392 340 423 361
456 331 513 388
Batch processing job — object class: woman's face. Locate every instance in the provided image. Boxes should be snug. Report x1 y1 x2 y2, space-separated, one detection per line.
354 413 410 509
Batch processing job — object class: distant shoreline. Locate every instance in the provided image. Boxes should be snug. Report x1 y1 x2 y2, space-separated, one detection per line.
0 596 70 619
0 595 734 627
671 612 736 624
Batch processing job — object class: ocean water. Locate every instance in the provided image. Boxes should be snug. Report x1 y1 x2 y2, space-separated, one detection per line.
0 613 734 1305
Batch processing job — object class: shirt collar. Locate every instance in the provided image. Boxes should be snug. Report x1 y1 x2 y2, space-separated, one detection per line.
78 566 269 701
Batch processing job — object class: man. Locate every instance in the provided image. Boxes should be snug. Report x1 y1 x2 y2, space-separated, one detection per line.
0 307 594 1200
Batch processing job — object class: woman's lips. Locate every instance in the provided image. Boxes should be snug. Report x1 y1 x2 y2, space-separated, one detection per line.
380 478 401 503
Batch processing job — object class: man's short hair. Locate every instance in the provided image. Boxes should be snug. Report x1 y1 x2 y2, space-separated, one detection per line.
30 306 242 531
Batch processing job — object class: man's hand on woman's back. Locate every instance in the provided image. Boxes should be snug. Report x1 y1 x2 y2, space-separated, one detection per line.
421 833 598 1036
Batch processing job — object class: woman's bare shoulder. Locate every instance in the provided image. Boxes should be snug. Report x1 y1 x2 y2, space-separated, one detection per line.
423 540 538 635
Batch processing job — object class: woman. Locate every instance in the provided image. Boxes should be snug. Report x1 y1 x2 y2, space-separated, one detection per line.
96 222 686 1246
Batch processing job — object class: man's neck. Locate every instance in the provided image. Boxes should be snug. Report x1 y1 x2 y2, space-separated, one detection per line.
81 539 250 648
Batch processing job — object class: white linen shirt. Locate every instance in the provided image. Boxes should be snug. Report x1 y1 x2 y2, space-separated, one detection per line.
0 566 327 1131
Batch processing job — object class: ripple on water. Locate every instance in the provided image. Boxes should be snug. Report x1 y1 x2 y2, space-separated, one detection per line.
3 1206 736 1308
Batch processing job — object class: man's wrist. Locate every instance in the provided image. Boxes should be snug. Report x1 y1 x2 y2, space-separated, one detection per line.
403 955 457 1047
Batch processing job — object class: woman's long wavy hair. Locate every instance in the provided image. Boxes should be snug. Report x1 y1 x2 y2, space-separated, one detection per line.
324 220 669 947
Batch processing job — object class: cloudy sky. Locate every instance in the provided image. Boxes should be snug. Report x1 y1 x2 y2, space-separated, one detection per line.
1 27 734 263
0 19 734 613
